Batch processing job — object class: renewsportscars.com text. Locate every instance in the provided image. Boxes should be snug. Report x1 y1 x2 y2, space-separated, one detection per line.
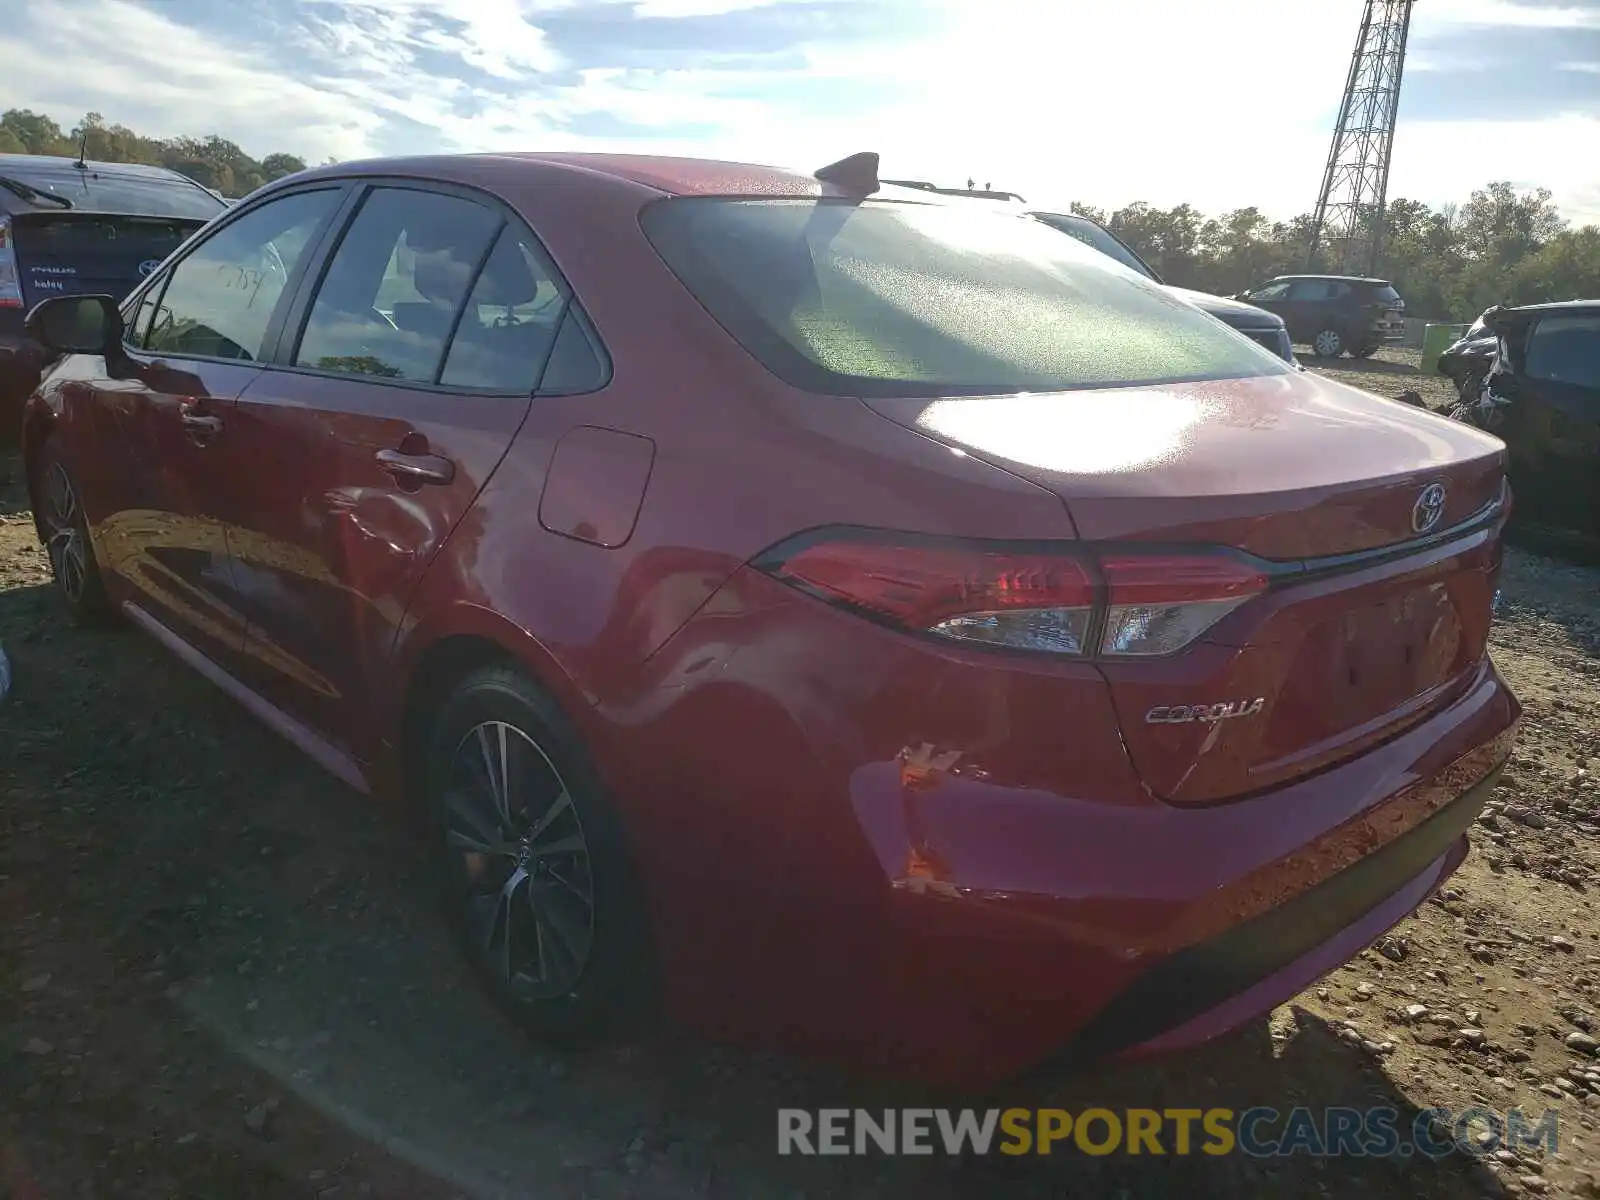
777 1106 1560 1158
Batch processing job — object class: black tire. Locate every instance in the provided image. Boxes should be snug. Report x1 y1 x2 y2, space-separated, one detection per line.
1311 327 1347 358
35 443 114 624
425 664 657 1044
1350 342 1379 359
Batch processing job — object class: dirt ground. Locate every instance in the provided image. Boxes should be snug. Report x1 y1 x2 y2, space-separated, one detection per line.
4 348 1599 1199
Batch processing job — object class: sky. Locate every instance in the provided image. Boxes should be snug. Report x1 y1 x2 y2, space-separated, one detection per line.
0 0 1596 224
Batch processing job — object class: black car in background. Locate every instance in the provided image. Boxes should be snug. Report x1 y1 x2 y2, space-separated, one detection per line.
1235 274 1407 360
1456 299 1600 552
1029 211 1296 363
0 154 227 452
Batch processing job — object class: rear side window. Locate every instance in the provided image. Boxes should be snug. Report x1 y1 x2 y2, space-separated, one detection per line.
1526 316 1600 388
145 189 340 361
1287 280 1345 302
295 187 501 382
439 226 570 391
642 198 1288 397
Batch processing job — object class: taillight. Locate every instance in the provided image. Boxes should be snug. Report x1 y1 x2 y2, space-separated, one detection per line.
765 537 1098 654
0 217 21 309
756 532 1269 658
1098 554 1267 656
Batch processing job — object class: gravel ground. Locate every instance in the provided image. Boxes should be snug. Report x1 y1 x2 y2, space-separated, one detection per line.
3 354 1599 1199
1307 344 1462 411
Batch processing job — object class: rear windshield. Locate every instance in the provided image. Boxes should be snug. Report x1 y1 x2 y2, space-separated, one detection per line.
0 161 226 220
642 198 1290 397
1370 283 1402 303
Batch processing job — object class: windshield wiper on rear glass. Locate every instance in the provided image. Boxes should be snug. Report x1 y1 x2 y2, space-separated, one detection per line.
0 174 72 209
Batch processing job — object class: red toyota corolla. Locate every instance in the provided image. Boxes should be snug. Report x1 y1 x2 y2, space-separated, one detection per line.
20 151 1520 1086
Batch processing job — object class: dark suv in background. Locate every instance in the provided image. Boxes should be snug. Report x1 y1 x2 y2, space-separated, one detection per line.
1236 274 1406 360
0 154 228 452
1030 211 1296 363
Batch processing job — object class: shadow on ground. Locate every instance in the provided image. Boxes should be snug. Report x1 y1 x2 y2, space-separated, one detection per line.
0 565 1517 1200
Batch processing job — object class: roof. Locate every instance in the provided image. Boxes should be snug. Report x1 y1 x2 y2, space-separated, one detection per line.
282 151 979 208
1268 274 1392 285
1503 298 1600 316
0 152 200 183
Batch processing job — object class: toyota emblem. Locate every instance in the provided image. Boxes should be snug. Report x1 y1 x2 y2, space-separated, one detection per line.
1411 482 1447 534
137 259 162 277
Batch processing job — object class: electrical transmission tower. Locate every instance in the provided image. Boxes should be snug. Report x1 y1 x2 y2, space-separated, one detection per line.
1307 0 1415 275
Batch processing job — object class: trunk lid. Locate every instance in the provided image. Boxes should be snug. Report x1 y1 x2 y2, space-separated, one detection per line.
9 212 204 308
860 371 1509 804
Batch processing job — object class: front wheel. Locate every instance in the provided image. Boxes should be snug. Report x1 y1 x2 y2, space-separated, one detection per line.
425 665 657 1044
1311 328 1347 358
36 446 113 624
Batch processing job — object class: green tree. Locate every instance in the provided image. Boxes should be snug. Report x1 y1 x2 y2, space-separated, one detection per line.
260 153 308 181
0 109 69 155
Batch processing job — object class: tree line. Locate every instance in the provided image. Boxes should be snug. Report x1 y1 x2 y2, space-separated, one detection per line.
1068 181 1598 322
0 108 310 199
3 107 1595 322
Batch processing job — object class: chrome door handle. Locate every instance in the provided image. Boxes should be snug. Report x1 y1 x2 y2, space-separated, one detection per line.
376 448 455 485
180 412 223 434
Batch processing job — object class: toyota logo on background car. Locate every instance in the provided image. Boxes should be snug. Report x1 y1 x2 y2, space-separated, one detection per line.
1411 482 1448 533
137 259 162 277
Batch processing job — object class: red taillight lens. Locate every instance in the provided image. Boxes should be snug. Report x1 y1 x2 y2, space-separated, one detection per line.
1098 554 1268 656
767 538 1098 655
757 534 1269 658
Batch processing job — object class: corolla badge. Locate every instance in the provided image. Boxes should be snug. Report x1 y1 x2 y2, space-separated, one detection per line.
1145 699 1266 725
1411 482 1447 534
137 259 162 277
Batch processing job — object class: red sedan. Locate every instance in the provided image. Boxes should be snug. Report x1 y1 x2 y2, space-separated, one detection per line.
19 151 1520 1086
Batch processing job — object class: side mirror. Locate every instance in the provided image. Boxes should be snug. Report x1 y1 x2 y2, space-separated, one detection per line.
25 294 123 356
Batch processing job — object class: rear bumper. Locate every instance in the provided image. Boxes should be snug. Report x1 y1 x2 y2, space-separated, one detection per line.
623 559 1521 1086
860 658 1518 1084
1060 762 1489 1067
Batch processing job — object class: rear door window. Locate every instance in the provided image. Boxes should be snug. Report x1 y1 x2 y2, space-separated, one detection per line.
293 187 500 382
1526 315 1600 388
643 197 1288 397
1287 280 1335 302
145 189 341 361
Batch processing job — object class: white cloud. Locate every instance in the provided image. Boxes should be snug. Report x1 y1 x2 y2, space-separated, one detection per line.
1389 113 1600 224
0 0 379 161
1558 60 1600 72
0 0 1593 228
1419 0 1600 28
628 0 803 17
305 0 563 80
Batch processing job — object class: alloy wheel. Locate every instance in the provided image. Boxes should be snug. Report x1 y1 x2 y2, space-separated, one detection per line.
443 720 596 1000
42 461 90 605
1313 329 1344 357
